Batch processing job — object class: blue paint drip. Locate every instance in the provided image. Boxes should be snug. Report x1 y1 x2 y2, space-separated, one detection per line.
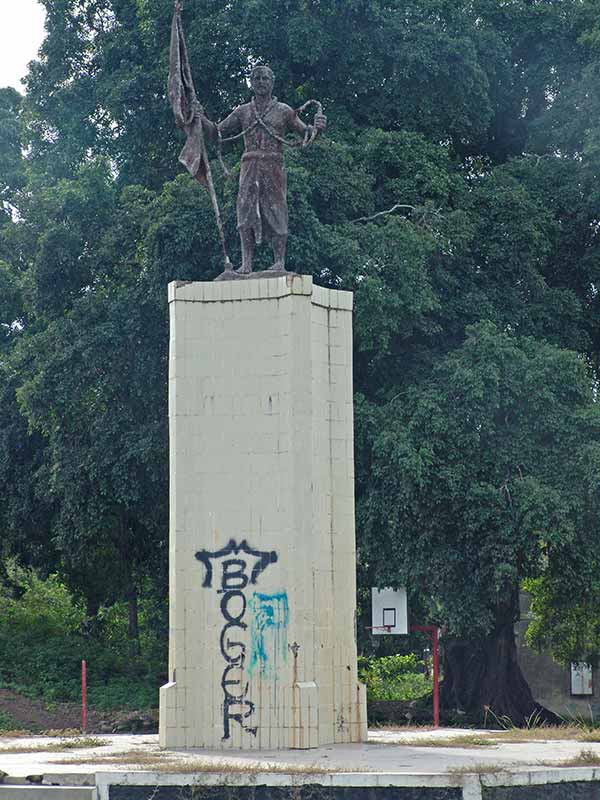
248 591 289 679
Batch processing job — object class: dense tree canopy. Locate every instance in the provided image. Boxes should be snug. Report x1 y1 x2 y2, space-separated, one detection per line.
2 0 600 720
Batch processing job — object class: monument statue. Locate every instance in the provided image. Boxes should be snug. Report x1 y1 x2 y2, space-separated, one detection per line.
168 2 326 279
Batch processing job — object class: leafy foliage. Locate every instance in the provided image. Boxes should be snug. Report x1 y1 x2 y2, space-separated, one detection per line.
360 323 600 636
0 565 165 709
525 576 600 667
2 0 600 716
358 654 432 702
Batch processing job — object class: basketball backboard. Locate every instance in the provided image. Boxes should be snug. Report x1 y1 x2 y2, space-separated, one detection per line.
371 587 408 634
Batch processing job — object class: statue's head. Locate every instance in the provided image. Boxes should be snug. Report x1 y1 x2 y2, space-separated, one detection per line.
250 65 275 98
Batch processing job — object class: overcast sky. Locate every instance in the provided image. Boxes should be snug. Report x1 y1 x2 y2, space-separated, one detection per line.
0 0 46 91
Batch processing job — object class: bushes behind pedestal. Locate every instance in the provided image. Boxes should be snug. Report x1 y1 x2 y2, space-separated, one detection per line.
0 565 165 710
358 653 433 702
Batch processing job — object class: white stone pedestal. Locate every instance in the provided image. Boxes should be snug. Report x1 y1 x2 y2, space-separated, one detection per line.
159 275 367 750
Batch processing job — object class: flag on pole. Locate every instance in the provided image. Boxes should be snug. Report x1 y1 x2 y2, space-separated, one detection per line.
168 6 209 187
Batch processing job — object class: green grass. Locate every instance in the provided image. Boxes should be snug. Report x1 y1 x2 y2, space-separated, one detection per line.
376 734 493 748
2 677 158 713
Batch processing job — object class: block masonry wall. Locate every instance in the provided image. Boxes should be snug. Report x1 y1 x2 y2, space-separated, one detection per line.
159 275 367 750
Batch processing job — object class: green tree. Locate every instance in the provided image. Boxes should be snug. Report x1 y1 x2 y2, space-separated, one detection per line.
359 323 600 721
0 287 55 582
3 0 600 719
0 88 25 220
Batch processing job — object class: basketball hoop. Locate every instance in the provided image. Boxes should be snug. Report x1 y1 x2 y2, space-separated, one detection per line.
365 624 393 633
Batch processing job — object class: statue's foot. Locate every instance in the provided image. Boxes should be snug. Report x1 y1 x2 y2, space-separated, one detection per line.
236 265 252 275
268 261 286 272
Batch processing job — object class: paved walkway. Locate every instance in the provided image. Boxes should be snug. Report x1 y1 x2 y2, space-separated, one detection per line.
1 729 599 778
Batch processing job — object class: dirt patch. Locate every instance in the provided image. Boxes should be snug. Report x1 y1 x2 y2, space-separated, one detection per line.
0 689 156 735
0 689 93 733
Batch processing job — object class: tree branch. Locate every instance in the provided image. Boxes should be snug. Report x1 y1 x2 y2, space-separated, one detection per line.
352 204 417 223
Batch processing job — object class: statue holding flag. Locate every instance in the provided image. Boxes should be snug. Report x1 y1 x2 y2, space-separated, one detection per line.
168 2 327 279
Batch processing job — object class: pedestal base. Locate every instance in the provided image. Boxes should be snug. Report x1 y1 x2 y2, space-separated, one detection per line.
160 275 367 750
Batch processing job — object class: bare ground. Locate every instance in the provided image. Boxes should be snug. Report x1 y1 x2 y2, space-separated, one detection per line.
0 689 156 735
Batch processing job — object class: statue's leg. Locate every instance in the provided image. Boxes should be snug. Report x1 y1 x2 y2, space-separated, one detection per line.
238 228 255 274
269 235 287 272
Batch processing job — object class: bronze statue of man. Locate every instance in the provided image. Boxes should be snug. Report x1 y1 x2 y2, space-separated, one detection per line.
199 66 327 274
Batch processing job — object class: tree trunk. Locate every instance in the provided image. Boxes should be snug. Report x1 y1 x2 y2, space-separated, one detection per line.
441 603 559 725
117 514 141 652
86 597 100 619
440 468 565 725
126 581 140 645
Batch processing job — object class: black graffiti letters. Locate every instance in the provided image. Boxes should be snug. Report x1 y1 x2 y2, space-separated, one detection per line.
220 622 246 664
223 698 256 739
221 559 249 590
195 539 278 740
220 589 246 623
195 539 277 588
222 664 249 699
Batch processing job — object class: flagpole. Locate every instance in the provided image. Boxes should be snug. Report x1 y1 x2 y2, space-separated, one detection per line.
199 108 234 273
173 1 234 274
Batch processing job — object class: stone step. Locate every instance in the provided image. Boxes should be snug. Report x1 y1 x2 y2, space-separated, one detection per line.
0 787 96 800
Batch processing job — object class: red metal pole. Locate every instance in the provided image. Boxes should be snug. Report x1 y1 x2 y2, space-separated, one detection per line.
432 626 440 729
410 624 440 728
81 660 87 733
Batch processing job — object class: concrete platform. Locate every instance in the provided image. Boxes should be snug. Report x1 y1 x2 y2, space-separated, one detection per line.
2 730 600 799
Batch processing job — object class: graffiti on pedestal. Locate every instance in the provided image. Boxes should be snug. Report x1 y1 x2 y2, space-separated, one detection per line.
249 591 289 679
195 539 288 740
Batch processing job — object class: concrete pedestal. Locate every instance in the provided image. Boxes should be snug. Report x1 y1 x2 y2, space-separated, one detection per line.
159 275 367 750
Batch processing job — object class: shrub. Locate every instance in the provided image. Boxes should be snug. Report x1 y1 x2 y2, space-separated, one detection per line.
358 653 433 701
0 569 85 638
0 565 165 709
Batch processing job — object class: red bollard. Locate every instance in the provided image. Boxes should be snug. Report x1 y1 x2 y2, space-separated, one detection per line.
410 625 440 729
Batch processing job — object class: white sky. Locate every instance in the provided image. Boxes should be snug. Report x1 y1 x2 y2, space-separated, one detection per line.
0 0 46 91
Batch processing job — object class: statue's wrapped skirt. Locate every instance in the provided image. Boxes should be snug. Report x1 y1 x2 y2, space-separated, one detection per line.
237 152 288 243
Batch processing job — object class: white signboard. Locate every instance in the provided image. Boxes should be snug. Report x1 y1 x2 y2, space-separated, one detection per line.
371 587 408 635
571 662 593 696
